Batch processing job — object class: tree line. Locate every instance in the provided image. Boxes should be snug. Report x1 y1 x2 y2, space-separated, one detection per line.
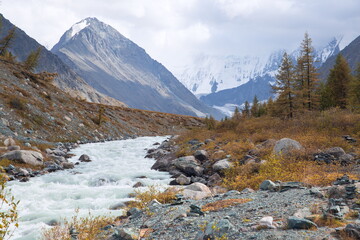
0 16 41 71
220 32 360 123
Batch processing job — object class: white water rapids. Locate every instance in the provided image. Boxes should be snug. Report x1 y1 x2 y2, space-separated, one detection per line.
8 136 171 240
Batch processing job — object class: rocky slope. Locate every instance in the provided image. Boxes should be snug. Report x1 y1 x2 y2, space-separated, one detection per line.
52 17 222 119
0 59 203 145
319 35 360 80
0 14 123 106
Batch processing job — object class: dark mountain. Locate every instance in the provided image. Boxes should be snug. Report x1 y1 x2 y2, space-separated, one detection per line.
51 17 222 119
0 14 122 106
319 35 360 80
200 74 273 107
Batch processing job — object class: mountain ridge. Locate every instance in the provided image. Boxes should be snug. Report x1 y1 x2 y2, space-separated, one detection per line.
51 18 223 119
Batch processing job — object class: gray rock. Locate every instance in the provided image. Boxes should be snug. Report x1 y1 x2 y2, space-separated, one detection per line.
309 188 324 198
194 150 208 161
4 137 16 147
183 182 212 200
175 174 191 185
79 154 91 162
259 180 277 191
324 147 346 159
207 173 222 187
212 159 232 172
273 138 303 155
109 202 126 210
62 162 75 169
127 208 142 219
287 216 317 229
224 190 240 197
7 145 20 151
114 227 139 240
339 154 354 165
241 188 255 193
147 199 161 207
24 142 31 147
203 219 234 239
173 156 203 176
0 150 43 166
1 118 10 127
132 182 144 188
258 216 276 229
345 223 360 239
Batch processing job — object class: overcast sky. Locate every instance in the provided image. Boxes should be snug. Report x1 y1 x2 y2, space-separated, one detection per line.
1 0 360 72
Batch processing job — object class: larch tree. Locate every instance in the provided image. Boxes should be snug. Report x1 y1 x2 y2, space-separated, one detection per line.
242 101 250 117
24 47 41 71
295 32 320 110
250 95 259 117
272 52 295 118
0 27 15 56
324 54 352 109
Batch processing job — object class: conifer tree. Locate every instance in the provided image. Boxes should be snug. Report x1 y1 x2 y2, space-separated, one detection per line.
348 63 360 112
250 95 259 117
0 27 15 56
272 52 295 118
295 32 319 110
242 101 250 117
324 54 352 109
267 97 275 116
232 106 241 120
24 47 41 71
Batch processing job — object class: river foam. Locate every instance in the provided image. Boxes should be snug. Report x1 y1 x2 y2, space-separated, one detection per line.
8 136 171 240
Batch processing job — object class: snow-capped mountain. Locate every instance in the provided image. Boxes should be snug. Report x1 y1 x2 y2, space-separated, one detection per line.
52 18 222 118
179 37 341 116
176 37 341 98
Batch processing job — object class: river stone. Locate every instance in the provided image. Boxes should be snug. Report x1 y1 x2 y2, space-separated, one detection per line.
62 162 75 169
212 159 232 172
273 138 303 155
183 182 212 200
79 154 91 162
173 156 203 176
4 137 16 147
175 174 191 185
194 150 208 161
287 216 317 229
0 150 43 166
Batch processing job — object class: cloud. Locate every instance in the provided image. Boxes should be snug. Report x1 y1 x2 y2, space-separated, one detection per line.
1 0 359 71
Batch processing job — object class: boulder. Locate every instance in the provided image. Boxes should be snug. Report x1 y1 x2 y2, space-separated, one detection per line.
324 147 346 159
273 138 303 155
212 159 232 172
151 154 174 171
7 145 20 151
175 174 191 185
173 156 203 176
258 216 276 229
4 137 16 147
345 224 360 239
339 154 354 165
61 162 75 169
194 150 208 161
207 173 222 187
259 180 277 191
287 216 317 229
202 219 234 240
183 182 212 200
79 154 91 162
132 182 144 188
0 150 43 166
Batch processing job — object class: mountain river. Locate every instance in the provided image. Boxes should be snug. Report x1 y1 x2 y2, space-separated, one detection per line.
8 136 171 240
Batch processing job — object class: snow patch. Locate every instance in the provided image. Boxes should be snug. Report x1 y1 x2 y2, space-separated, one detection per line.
70 20 90 37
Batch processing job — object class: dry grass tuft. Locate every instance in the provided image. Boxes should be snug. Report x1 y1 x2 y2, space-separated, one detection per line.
126 185 179 209
201 198 252 212
41 211 113 240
